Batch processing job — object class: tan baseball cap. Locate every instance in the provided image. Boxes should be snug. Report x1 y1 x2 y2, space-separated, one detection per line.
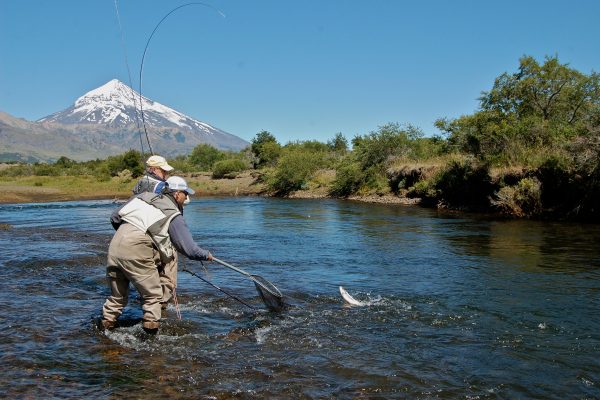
146 155 174 171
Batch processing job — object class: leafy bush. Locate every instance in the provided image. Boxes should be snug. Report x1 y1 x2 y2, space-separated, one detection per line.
435 158 493 209
330 158 364 197
251 131 281 168
533 155 583 217
327 133 348 154
266 148 324 195
352 123 421 171
436 55 600 167
406 179 439 206
492 177 542 217
189 144 225 171
212 159 248 179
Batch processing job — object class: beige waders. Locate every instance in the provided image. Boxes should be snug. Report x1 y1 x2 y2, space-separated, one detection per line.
159 252 178 308
102 223 163 324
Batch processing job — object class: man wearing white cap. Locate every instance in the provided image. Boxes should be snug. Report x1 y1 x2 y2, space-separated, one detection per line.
101 176 212 334
132 155 174 195
132 154 178 309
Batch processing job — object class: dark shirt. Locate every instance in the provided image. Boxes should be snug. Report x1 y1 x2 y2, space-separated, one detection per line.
132 171 167 195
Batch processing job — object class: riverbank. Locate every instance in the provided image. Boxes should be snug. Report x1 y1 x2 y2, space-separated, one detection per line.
0 171 422 206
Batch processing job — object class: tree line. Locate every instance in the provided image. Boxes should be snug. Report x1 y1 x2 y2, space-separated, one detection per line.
2 55 598 221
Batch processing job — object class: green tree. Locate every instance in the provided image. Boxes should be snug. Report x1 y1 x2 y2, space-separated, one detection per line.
267 147 324 195
122 150 144 177
480 55 600 125
251 130 281 168
437 55 600 164
352 123 421 170
54 156 75 168
327 133 348 153
189 144 225 171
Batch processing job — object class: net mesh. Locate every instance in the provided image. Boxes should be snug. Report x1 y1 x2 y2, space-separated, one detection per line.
252 275 285 312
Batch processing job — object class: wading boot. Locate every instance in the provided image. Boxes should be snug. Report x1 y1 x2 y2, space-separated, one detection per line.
142 320 160 335
100 319 116 331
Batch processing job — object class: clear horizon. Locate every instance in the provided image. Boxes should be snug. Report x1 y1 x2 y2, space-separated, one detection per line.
1 0 599 144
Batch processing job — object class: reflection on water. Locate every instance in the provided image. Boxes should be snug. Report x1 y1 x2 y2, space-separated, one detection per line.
0 198 599 398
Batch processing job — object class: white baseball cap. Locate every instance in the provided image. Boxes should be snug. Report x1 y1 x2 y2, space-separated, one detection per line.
146 155 174 171
166 176 195 195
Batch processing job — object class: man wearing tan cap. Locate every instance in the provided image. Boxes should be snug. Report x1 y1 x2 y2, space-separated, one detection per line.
132 154 178 311
132 155 174 195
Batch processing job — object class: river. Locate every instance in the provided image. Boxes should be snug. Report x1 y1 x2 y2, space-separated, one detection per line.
0 197 598 399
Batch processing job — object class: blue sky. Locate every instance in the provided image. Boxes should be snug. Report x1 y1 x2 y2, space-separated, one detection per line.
1 0 599 144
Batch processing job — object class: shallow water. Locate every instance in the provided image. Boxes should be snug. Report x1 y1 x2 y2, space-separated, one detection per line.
0 198 599 399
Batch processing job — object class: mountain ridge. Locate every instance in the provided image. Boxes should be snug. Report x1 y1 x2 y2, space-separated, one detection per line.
0 80 248 163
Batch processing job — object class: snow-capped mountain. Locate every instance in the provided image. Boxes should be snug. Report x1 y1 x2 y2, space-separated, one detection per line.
39 79 228 134
37 79 248 155
0 80 250 163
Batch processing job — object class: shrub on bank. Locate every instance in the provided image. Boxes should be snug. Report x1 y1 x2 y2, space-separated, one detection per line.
212 159 248 179
434 158 493 210
492 177 542 217
329 158 364 197
266 148 325 195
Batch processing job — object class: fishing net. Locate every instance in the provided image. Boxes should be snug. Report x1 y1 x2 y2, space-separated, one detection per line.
251 275 285 312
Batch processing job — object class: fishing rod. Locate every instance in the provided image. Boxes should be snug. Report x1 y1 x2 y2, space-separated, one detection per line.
113 0 147 157
137 2 226 154
113 2 225 157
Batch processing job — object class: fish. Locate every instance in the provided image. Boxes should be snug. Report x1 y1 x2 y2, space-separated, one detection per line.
339 286 365 306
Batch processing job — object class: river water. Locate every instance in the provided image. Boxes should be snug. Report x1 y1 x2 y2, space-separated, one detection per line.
0 197 598 399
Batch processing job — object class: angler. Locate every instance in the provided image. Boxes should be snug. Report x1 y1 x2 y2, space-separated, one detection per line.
133 155 174 195
132 154 180 310
101 176 213 334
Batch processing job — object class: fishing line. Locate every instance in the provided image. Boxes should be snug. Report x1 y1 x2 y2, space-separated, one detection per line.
183 265 256 310
113 0 148 157
138 2 226 154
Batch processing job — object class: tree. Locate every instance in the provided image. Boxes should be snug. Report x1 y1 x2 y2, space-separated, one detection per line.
189 144 225 171
251 130 281 168
327 132 348 153
121 150 144 177
54 156 75 168
480 55 600 125
352 123 418 170
437 55 600 164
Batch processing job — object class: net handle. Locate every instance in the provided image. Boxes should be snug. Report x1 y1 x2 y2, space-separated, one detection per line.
212 257 253 278
212 257 283 299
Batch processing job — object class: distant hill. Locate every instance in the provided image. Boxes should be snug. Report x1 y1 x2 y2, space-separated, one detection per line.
0 79 248 163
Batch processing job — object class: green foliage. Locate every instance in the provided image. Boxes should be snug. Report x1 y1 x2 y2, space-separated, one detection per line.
102 150 144 178
54 156 75 168
352 123 420 171
437 55 600 166
327 133 349 154
212 159 248 179
266 147 325 195
251 131 281 168
167 155 195 173
435 158 493 209
330 158 364 197
492 177 542 217
406 179 439 205
122 150 144 177
189 144 225 171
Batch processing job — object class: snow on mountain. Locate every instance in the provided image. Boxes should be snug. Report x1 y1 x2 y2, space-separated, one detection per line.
39 79 221 133
36 79 248 153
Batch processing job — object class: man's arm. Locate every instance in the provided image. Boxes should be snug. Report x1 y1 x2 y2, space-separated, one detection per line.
168 215 212 261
